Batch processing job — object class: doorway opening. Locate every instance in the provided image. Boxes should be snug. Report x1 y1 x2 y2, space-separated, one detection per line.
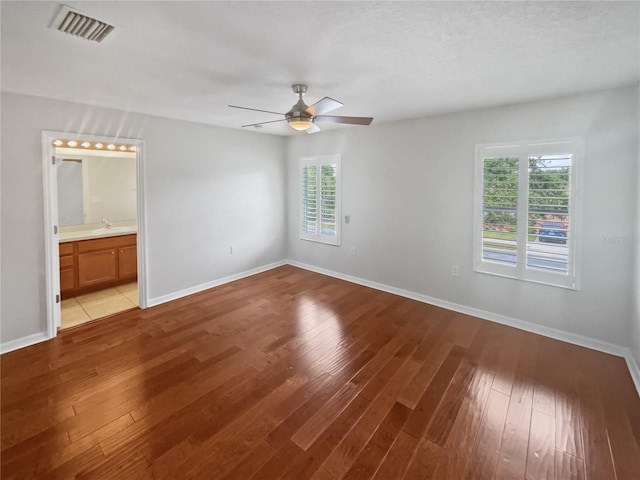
42 132 147 337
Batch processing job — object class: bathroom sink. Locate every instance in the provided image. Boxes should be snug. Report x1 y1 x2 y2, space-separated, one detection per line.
90 226 135 234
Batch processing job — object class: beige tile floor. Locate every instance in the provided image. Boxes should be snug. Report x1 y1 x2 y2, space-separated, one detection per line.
60 283 138 329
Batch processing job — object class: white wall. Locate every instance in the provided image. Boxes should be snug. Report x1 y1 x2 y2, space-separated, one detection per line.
1 92 286 343
286 85 639 348
632 84 640 366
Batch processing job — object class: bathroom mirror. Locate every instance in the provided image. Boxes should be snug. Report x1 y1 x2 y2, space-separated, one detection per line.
56 150 137 227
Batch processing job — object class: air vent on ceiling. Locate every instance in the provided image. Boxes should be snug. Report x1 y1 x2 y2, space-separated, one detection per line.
49 4 114 43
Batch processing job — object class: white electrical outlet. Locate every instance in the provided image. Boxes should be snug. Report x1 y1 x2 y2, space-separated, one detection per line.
452 265 459 276
349 246 357 256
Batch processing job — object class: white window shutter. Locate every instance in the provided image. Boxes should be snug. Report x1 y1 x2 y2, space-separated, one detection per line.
474 138 583 289
299 155 341 246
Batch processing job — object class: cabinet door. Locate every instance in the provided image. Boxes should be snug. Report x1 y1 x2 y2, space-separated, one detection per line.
118 245 137 279
60 269 75 292
78 249 117 287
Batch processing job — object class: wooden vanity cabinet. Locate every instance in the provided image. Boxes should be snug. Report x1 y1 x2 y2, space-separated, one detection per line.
60 234 137 298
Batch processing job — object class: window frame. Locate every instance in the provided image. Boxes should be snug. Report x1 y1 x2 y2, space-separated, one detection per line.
473 137 584 290
299 154 341 246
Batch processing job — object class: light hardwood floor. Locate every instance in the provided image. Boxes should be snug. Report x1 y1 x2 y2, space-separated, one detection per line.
1 265 639 479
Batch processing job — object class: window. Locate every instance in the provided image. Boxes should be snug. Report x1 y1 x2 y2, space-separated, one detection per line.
474 138 583 289
300 155 341 246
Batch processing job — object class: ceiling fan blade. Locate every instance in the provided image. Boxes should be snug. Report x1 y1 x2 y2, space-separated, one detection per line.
229 105 284 116
306 124 321 134
304 97 343 116
241 119 286 128
315 115 373 125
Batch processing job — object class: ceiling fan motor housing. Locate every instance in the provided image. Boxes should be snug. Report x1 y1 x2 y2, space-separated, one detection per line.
288 84 313 119
287 108 312 120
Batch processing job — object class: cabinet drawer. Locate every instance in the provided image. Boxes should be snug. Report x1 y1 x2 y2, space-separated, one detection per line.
60 255 74 269
78 234 136 253
59 243 74 256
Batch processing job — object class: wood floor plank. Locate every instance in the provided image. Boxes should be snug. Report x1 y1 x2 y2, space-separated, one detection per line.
220 440 275 480
178 373 310 479
491 329 524 396
279 330 427 478
555 450 586 480
598 367 640 480
424 357 475 447
370 430 418 480
402 345 465 439
464 388 510 479
526 409 556 480
402 437 444 480
1 265 638 479
555 390 584 459
318 345 428 477
533 383 556 418
494 374 534 480
291 328 409 450
277 392 372 480
341 402 411 480
295 337 424 480
576 375 618 479
396 334 452 409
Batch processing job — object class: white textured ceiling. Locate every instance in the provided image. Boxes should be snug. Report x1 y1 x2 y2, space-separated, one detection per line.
2 1 639 136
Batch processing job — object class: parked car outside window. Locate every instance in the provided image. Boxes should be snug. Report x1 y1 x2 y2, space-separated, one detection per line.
538 221 567 244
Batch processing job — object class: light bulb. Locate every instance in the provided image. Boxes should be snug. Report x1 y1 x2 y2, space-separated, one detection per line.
287 118 313 131
81 142 91 148
67 140 78 147
95 143 104 149
107 144 116 150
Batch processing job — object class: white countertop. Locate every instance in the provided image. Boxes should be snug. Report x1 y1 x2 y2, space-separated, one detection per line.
59 222 137 242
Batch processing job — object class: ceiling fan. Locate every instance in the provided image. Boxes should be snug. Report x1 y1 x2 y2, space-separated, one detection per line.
229 84 373 133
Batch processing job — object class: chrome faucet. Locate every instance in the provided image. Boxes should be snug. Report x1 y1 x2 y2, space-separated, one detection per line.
101 218 112 228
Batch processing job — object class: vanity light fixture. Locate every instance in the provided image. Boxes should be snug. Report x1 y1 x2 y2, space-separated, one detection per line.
51 139 137 153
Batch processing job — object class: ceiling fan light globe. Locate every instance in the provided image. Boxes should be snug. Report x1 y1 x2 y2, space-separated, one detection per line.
287 117 314 131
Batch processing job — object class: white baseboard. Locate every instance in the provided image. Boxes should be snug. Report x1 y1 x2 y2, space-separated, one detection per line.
287 260 640 394
624 352 640 397
147 260 287 307
1 331 50 354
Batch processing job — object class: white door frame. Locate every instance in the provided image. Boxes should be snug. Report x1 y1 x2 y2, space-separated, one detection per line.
42 131 148 338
